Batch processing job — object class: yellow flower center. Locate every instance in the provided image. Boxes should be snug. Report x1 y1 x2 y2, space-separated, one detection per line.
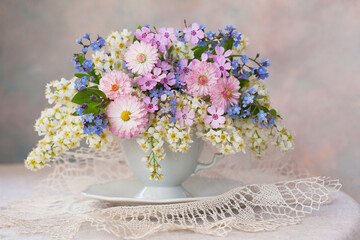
111 84 119 92
198 75 208 85
222 89 232 98
136 53 147 63
121 110 131 121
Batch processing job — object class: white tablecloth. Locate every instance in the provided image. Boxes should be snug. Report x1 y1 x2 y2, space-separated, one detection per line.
0 164 359 240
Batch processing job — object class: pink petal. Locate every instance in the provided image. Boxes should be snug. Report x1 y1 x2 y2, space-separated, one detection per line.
215 46 224 56
191 22 200 30
211 120 219 129
185 119 193 126
183 27 191 34
201 53 208 62
207 105 217 115
153 67 161 76
143 96 151 104
218 116 226 124
217 107 225 116
191 36 199 44
188 111 195 119
175 110 182 118
197 30 204 39
204 115 212 124
179 118 184 127
224 49 232 57
183 106 190 113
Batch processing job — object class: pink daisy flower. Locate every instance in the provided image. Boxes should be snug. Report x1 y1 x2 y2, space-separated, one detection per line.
210 76 240 110
184 61 218 97
98 70 133 100
183 22 204 45
106 95 148 139
204 106 226 129
143 96 159 113
176 106 195 127
124 41 158 75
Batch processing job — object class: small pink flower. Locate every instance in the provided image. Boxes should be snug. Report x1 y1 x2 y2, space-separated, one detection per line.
134 27 154 43
156 60 172 71
143 96 159 113
210 76 240 110
214 46 232 58
161 72 176 90
158 27 177 46
214 56 232 78
138 67 165 91
178 59 191 82
98 70 133 100
176 106 195 127
152 34 168 53
106 95 148 139
183 22 204 44
204 106 226 129
137 77 155 91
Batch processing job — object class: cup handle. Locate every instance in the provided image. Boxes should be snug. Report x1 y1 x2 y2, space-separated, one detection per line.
194 153 224 173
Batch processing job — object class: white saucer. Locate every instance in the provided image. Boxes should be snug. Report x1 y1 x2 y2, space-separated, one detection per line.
82 176 241 205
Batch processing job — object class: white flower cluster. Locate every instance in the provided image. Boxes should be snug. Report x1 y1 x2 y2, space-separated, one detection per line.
25 78 114 170
171 41 194 59
92 30 132 76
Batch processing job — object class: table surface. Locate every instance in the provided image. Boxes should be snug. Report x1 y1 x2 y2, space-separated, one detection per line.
0 164 359 240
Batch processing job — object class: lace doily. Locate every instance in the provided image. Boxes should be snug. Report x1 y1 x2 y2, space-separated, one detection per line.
0 143 341 239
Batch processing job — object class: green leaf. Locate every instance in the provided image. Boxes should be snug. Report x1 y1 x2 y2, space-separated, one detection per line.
86 88 106 99
256 95 266 99
250 105 259 115
74 73 88 78
269 109 277 116
71 88 106 105
239 79 249 88
72 111 79 116
193 45 208 59
223 38 234 51
83 102 101 114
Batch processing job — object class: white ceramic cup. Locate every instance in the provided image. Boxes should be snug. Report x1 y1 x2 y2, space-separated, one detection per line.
120 137 223 199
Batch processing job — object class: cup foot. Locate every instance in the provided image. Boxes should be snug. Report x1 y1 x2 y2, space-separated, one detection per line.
135 185 192 200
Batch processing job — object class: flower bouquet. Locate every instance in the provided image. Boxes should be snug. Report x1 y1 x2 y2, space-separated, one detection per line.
25 22 293 187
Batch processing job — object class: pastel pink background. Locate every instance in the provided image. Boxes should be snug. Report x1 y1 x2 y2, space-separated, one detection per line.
0 0 359 201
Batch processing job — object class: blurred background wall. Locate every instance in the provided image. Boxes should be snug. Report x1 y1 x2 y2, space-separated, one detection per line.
0 0 359 201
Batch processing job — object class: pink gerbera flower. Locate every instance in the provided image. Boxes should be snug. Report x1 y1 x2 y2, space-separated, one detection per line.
176 106 195 127
98 70 133 100
204 106 226 129
210 76 240 110
106 95 148 139
124 41 158 75
184 61 218 97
